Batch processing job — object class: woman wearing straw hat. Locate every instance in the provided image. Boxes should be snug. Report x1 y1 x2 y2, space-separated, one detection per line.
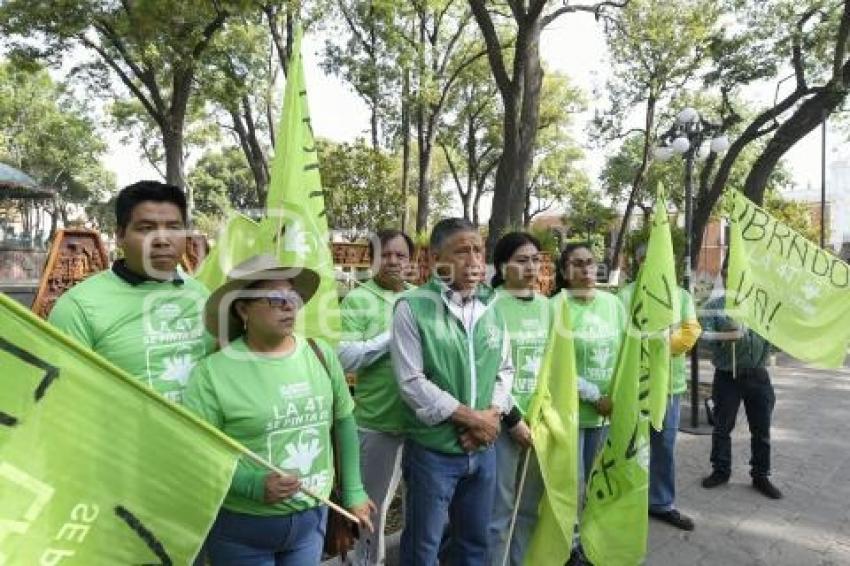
184 254 374 565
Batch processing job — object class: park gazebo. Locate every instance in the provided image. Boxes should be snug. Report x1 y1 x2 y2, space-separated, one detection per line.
0 163 55 305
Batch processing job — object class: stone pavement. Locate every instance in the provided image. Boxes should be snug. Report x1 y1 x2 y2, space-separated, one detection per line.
648 362 850 565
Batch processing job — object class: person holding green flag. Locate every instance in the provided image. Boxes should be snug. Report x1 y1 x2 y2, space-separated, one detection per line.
184 254 374 565
486 232 550 566
551 241 624 565
337 228 415 566
620 244 701 531
48 180 214 404
391 217 514 566
699 259 783 500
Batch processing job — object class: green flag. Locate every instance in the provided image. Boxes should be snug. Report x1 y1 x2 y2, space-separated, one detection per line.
194 27 340 343
580 186 679 564
642 186 680 430
580 284 649 566
0 292 239 565
523 295 579 566
264 26 340 343
727 190 850 368
195 213 266 292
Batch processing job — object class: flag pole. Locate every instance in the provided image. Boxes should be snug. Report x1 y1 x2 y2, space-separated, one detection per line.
239 447 360 524
501 448 532 566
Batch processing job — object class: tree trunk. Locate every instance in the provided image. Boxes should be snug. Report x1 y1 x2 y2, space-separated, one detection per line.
608 94 656 271
162 124 187 213
745 86 848 204
487 95 518 252
229 106 269 206
510 20 544 228
401 68 411 233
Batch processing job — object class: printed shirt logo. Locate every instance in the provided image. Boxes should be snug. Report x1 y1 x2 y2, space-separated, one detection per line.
160 351 195 385
486 326 503 350
281 428 324 475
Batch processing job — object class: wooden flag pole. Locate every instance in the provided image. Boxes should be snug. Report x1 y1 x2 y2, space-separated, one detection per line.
501 448 532 566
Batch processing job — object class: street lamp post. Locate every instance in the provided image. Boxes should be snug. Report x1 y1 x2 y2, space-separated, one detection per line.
654 108 730 431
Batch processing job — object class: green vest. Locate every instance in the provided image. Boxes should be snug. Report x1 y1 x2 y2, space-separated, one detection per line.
401 278 506 454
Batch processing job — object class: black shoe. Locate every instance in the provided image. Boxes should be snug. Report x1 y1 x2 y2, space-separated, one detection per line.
649 508 695 531
752 476 783 499
701 471 730 488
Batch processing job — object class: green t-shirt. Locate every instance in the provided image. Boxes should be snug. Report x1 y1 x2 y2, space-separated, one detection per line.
48 269 214 404
340 279 409 433
184 335 355 516
618 283 697 396
493 289 550 416
552 290 625 428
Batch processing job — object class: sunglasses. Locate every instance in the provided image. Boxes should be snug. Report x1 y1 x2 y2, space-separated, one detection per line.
254 290 303 309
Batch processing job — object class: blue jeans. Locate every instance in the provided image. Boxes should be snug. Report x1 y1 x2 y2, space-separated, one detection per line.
401 439 497 566
488 429 544 566
206 506 327 566
649 395 681 512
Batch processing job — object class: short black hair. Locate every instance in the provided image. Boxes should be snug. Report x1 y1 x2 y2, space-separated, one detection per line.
430 218 476 252
368 229 415 260
116 180 187 231
491 232 542 287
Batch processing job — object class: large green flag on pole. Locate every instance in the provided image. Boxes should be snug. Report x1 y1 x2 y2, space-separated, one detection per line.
642 186 680 431
523 295 579 566
581 185 679 564
727 190 850 368
262 25 340 342
0 292 239 565
195 26 340 342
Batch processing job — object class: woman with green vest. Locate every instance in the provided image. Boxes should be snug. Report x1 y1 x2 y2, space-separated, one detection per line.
338 228 415 566
184 255 374 566
487 232 550 566
551 242 625 488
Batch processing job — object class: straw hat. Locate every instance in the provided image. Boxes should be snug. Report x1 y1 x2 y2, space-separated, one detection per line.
204 254 320 342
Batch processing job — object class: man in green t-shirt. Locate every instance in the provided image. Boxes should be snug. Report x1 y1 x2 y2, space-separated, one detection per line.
621 245 701 532
49 181 213 404
338 228 415 566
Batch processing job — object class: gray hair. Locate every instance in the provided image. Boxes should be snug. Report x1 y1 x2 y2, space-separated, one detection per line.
430 217 476 253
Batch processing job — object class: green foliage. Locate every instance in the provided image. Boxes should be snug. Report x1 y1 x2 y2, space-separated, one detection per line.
188 147 258 216
764 191 822 243
0 60 115 226
623 222 687 281
318 139 404 240
565 185 617 243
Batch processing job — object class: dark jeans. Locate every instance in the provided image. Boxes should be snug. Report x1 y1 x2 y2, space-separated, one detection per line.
710 368 775 478
400 439 497 566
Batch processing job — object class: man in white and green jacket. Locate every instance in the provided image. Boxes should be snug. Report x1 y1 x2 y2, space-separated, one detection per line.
391 218 514 566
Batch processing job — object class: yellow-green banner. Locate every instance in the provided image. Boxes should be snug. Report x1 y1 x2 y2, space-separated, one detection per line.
727 190 850 368
0 292 239 565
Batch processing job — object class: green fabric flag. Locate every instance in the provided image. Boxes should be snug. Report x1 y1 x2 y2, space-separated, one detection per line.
642 186 680 431
523 295 579 566
0 292 239 565
727 190 850 368
194 27 341 343
195 213 266 292
580 284 650 566
581 186 678 564
263 26 340 343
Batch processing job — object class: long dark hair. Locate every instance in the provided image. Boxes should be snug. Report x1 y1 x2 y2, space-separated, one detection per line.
553 241 594 295
490 232 542 288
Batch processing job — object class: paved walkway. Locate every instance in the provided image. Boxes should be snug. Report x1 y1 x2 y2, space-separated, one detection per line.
649 362 850 565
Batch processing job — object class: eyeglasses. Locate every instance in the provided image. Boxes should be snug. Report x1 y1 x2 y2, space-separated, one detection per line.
256 291 303 309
